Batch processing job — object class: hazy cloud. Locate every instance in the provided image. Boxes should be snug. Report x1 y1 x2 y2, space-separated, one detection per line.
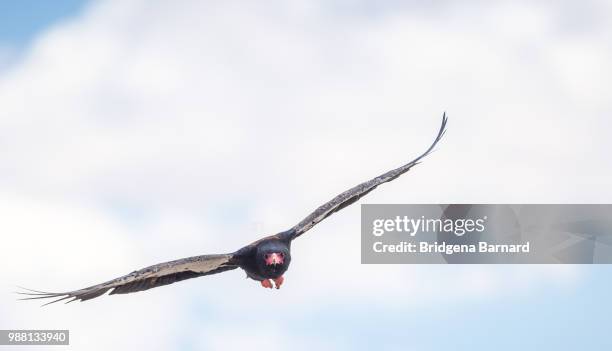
1 0 609 349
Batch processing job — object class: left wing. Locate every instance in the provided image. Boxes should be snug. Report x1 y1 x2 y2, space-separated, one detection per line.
283 113 447 241
19 253 237 305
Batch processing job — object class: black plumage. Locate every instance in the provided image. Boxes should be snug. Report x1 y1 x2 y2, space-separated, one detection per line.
19 114 447 304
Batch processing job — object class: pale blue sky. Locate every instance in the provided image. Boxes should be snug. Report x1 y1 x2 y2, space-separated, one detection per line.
0 0 87 46
1 1 611 350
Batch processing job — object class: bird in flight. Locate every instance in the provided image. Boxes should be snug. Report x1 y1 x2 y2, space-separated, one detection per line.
19 114 447 305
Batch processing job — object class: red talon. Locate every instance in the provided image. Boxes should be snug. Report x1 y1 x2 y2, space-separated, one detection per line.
273 276 284 289
261 279 273 289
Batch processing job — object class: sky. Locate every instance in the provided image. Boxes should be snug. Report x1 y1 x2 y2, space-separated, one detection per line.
0 0 611 350
0 1 87 45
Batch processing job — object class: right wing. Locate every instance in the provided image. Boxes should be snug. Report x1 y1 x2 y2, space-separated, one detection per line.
18 253 237 305
283 113 447 240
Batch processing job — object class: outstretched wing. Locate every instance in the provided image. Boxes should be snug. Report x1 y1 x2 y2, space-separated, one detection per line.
19 253 237 305
284 113 447 240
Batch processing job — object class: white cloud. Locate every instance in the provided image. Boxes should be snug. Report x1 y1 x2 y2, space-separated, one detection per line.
0 192 184 351
1 0 610 349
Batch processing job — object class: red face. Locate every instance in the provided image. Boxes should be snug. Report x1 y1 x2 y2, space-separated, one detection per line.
264 252 285 266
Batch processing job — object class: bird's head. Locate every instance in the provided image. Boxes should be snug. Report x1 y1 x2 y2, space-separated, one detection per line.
256 240 291 275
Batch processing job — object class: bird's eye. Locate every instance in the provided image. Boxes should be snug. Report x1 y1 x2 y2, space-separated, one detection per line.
279 253 284 258
264 254 269 259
